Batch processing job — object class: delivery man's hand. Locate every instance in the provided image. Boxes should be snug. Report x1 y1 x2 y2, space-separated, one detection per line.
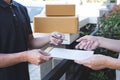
22 49 51 65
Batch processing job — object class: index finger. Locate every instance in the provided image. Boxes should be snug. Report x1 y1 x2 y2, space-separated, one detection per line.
76 36 88 42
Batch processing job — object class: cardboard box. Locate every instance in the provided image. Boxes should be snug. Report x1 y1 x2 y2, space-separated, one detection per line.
34 15 78 34
46 4 75 16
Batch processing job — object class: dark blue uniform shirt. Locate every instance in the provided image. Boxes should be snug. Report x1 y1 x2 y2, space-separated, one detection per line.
0 0 32 80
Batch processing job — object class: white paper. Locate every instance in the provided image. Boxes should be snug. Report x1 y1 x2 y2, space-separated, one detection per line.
49 48 94 61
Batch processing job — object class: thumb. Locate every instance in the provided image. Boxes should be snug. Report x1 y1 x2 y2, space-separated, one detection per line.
39 50 50 56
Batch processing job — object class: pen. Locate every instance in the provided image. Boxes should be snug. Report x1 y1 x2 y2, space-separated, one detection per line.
52 35 67 41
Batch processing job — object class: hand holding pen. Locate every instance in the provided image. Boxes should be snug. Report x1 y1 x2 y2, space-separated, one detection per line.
49 32 65 45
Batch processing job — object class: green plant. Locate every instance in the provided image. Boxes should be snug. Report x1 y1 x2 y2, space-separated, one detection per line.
96 4 120 39
89 71 108 80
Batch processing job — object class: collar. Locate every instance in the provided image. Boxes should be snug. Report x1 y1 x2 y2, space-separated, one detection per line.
0 0 17 8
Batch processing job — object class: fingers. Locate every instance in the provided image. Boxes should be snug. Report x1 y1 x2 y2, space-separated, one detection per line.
26 49 52 65
39 49 50 56
74 55 107 70
75 35 98 50
51 32 65 40
50 38 62 45
86 40 94 50
83 40 92 50
38 49 52 61
74 60 93 69
76 36 90 50
50 32 64 45
36 55 52 65
74 59 90 65
79 40 87 49
75 40 93 50
38 54 52 64
76 35 89 42
75 40 87 49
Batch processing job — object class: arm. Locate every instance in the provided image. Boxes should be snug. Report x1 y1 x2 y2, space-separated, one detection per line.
0 52 24 68
29 32 64 48
29 34 50 48
0 32 59 68
97 37 120 53
0 49 51 68
75 54 120 70
107 57 120 70
76 35 120 53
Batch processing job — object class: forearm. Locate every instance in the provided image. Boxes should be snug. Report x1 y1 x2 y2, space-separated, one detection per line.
31 35 50 48
0 52 26 68
106 57 120 70
97 37 120 52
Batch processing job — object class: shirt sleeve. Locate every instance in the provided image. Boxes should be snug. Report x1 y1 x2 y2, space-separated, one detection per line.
22 6 33 35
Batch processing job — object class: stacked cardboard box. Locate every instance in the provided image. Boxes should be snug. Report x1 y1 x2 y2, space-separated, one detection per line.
34 4 78 34
46 4 75 16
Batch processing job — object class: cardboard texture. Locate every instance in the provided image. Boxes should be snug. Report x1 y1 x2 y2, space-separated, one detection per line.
34 15 78 34
46 4 75 16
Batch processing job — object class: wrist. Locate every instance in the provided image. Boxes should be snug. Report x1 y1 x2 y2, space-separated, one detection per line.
96 36 104 48
19 51 28 62
105 56 115 69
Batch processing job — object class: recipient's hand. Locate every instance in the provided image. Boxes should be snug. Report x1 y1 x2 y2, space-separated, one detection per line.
75 35 100 50
23 49 51 65
49 32 64 45
74 54 111 70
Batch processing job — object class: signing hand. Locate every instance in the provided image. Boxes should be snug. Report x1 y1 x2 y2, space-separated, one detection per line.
49 32 64 45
